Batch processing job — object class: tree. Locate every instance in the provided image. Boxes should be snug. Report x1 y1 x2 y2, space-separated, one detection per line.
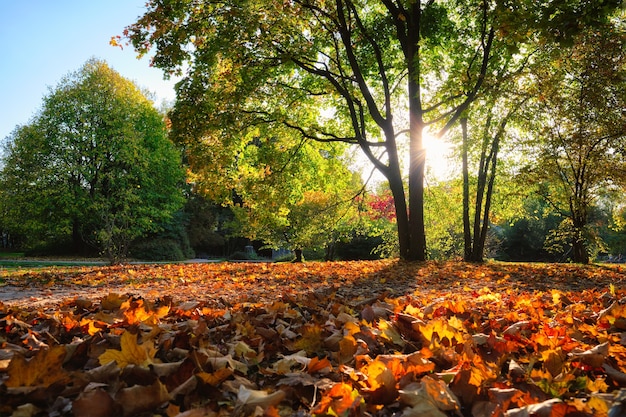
520 24 626 263
227 135 361 262
125 0 620 260
0 59 185 263
458 90 529 262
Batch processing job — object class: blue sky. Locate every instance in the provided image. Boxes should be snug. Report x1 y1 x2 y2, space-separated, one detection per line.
0 1 178 141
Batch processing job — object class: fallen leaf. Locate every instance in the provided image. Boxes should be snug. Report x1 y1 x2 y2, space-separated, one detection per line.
98 331 156 368
5 345 69 388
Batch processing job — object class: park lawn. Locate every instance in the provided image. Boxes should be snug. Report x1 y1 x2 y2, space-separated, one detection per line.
0 260 625 416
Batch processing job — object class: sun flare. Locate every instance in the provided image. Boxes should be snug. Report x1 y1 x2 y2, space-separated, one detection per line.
423 129 454 180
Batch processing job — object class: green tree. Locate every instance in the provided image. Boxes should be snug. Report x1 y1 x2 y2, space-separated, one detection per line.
125 0 620 260
0 59 185 263
227 134 361 262
520 24 626 263
458 91 529 262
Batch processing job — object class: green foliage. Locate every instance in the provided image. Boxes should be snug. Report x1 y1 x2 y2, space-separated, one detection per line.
131 211 195 262
495 195 563 261
0 59 185 263
424 180 464 260
183 193 228 256
233 144 361 254
516 23 626 263
130 239 186 262
334 235 383 261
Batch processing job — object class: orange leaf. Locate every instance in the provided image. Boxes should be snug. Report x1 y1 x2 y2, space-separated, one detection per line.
197 368 233 386
308 356 332 374
312 382 363 416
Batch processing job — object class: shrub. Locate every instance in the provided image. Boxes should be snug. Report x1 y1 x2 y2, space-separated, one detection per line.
130 239 186 262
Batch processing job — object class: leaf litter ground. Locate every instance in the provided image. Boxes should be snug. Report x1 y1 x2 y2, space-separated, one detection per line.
1 260 626 417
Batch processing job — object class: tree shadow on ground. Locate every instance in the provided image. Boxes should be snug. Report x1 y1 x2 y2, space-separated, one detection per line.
320 260 626 309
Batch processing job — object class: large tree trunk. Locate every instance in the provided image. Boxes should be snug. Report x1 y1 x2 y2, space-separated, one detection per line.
406 27 427 262
387 164 411 260
571 199 589 264
571 232 589 264
407 119 427 261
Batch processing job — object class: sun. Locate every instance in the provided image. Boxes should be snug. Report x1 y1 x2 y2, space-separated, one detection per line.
423 129 455 180
355 127 456 188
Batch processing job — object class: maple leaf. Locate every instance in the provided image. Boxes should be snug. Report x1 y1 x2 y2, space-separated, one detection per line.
98 331 156 368
5 345 69 387
359 359 398 404
273 350 310 374
294 323 324 353
3 260 626 415
505 398 567 417
418 317 466 350
312 382 364 416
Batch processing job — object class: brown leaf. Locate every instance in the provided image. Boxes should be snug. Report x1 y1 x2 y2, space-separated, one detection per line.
235 386 286 415
569 341 609 368
115 380 170 417
72 387 121 417
504 398 564 417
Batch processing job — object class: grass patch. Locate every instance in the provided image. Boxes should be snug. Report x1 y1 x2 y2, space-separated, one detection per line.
0 252 25 259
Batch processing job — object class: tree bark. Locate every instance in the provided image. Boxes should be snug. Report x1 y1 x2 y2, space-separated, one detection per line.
571 199 589 263
387 167 411 260
461 118 472 260
405 6 426 261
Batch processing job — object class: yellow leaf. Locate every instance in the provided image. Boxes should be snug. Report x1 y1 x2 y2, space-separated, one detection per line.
101 293 126 310
586 377 609 393
5 345 69 387
294 324 324 353
98 331 156 368
79 317 104 336
379 319 405 347
360 359 394 391
339 335 357 364
587 395 609 414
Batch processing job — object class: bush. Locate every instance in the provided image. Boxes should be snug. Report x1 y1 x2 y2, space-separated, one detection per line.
229 250 259 261
130 239 187 262
335 236 383 260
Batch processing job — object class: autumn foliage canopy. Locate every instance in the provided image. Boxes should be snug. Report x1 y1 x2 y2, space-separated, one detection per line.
1 260 626 416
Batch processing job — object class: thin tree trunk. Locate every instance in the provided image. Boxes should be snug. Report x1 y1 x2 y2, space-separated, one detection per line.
473 132 500 262
461 118 472 260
